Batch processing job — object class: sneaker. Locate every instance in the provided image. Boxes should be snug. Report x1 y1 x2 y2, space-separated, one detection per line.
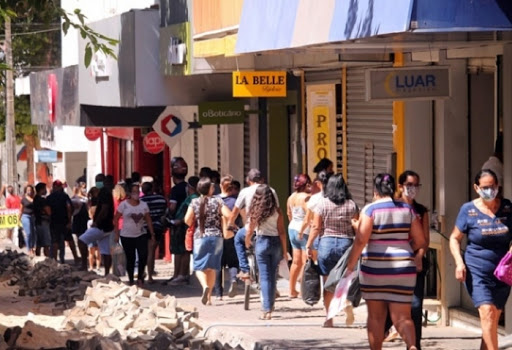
228 280 237 298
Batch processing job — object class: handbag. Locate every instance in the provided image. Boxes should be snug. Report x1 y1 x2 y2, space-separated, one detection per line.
494 252 512 286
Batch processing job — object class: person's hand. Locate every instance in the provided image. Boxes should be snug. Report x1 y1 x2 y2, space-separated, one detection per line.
351 218 359 231
455 263 466 282
414 253 423 272
114 233 120 244
298 232 304 241
150 234 156 243
306 247 313 259
245 235 253 249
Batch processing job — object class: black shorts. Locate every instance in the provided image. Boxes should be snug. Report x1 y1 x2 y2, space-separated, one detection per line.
50 223 68 243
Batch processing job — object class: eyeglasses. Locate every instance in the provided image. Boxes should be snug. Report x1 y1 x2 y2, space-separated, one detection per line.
404 183 421 188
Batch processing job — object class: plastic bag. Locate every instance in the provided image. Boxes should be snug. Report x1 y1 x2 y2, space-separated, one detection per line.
185 224 194 252
324 243 353 293
111 243 126 277
301 259 321 306
327 270 357 320
278 258 290 280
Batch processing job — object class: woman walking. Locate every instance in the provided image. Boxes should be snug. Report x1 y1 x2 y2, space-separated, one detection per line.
287 173 311 298
185 177 231 305
245 185 288 320
20 185 36 255
450 169 512 350
345 173 426 350
306 173 359 327
114 183 156 286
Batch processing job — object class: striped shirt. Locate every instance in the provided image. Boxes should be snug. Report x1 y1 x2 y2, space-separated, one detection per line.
141 193 167 233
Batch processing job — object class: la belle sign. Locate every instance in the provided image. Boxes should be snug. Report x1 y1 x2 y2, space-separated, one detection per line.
232 71 287 97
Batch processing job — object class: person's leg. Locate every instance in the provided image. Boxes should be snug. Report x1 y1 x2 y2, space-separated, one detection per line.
195 270 210 305
389 302 416 349
121 236 136 285
478 304 501 350
102 254 112 276
136 235 149 285
67 233 79 262
366 300 389 350
268 237 282 313
411 270 426 349
78 240 88 270
214 268 223 298
322 275 335 327
255 237 272 314
234 227 249 274
289 248 303 297
147 237 157 283
182 253 191 279
206 269 217 304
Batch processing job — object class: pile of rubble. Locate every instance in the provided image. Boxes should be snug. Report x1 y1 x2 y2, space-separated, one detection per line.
0 250 101 310
62 280 209 349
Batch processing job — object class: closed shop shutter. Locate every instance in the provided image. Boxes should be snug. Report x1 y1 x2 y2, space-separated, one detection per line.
346 68 393 208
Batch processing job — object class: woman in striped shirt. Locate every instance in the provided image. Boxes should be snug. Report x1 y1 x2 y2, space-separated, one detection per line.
345 173 426 350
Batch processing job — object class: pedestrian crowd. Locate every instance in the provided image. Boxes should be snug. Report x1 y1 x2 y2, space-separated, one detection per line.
1 151 511 350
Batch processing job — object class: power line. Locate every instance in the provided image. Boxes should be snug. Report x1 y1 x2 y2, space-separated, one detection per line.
0 27 60 39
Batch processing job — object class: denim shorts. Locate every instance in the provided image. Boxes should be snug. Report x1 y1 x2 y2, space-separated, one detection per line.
288 228 307 250
317 236 353 276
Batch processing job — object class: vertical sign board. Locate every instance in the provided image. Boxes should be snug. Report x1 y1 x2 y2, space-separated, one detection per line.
306 84 337 176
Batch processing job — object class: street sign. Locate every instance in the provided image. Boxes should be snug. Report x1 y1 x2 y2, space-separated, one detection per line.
84 127 102 141
152 106 192 149
143 131 165 154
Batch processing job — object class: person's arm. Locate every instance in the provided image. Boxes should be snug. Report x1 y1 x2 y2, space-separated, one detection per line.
286 196 292 222
306 213 322 257
409 217 427 272
422 211 430 248
245 218 256 248
277 210 288 259
299 207 313 239
184 206 195 227
345 212 373 273
449 226 466 282
19 200 24 222
114 211 122 242
144 212 155 240
227 206 241 228
66 200 72 229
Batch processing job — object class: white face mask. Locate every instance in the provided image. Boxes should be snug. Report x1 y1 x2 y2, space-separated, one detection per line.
403 185 418 200
477 187 498 201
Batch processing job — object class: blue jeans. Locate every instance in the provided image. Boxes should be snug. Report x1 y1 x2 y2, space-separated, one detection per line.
234 227 249 272
21 214 35 250
317 236 353 276
255 235 282 312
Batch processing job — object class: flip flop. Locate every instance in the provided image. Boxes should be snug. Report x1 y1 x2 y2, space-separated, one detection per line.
201 287 210 305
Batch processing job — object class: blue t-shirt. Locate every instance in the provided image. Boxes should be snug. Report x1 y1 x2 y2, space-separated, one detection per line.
455 199 512 274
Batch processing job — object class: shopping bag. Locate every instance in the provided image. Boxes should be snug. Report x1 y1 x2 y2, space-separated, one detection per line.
185 224 194 252
301 259 321 306
111 243 126 277
278 258 290 280
494 252 512 286
327 270 357 320
324 243 353 293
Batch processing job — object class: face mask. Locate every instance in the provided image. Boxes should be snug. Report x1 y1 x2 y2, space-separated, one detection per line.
95 181 104 189
478 187 498 201
403 185 418 200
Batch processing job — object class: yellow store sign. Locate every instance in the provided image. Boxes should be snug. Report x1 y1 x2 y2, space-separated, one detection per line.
232 71 287 97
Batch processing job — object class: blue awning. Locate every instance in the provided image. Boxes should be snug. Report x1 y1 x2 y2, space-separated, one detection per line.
235 0 512 54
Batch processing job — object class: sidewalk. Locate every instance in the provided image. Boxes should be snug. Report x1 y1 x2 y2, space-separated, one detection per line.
0 236 491 349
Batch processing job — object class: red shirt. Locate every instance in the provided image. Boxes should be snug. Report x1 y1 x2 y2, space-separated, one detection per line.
6 195 21 210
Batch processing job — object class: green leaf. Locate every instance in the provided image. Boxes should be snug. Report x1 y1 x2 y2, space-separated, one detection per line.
84 45 92 68
62 20 69 34
80 28 86 39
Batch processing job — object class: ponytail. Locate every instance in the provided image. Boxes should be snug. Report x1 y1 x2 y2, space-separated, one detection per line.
199 196 207 236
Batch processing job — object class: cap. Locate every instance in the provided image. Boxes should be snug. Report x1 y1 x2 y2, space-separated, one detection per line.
247 168 262 183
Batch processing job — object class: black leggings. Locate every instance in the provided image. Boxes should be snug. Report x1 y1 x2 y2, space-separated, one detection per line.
121 234 149 284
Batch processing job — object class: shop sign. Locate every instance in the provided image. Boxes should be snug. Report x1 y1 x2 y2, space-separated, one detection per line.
0 209 20 229
366 67 450 101
198 101 245 125
232 71 287 97
84 127 102 141
35 150 58 163
152 107 191 149
143 131 165 154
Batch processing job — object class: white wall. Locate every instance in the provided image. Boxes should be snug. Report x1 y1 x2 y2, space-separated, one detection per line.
61 0 158 67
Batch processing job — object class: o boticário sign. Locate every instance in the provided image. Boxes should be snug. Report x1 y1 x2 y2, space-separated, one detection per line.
198 101 245 125
232 71 287 97
366 67 450 101
0 209 20 229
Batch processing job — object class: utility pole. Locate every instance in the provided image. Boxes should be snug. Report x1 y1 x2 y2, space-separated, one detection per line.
4 15 17 194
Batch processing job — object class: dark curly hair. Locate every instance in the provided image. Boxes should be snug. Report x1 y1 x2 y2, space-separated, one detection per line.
248 185 278 227
374 173 396 198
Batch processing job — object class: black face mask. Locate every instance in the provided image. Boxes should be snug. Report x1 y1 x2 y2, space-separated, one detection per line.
174 174 186 181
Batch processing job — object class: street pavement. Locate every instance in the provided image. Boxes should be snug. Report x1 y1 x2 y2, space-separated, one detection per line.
0 235 496 349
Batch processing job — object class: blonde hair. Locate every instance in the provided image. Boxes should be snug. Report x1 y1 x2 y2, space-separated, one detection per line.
113 184 126 201
220 174 233 193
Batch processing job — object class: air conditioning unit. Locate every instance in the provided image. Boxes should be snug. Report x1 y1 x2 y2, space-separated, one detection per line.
167 37 186 65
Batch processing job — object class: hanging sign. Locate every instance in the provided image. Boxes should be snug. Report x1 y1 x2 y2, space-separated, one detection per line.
84 127 102 141
0 209 20 229
198 101 245 125
366 67 450 101
232 71 287 97
143 131 165 154
152 106 192 149
35 150 58 163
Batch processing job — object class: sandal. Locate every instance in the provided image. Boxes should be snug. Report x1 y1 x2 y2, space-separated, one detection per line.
322 319 334 328
259 312 271 320
201 287 210 305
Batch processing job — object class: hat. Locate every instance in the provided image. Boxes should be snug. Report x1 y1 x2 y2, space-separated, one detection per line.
247 168 262 183
53 180 63 187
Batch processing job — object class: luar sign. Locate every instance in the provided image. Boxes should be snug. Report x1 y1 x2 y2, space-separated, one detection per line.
366 67 450 101
232 71 287 97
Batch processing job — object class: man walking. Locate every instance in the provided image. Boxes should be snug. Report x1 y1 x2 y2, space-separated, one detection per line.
46 180 72 263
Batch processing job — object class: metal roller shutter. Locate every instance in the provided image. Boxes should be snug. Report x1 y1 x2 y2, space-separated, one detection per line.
346 68 393 208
